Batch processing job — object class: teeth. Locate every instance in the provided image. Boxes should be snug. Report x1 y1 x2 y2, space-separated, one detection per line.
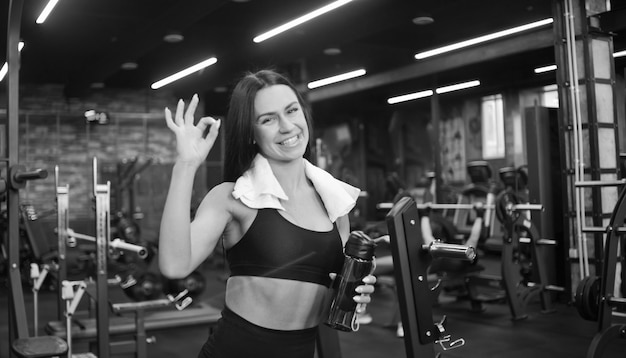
281 135 299 146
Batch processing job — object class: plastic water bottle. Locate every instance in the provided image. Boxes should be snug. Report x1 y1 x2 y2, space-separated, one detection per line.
325 230 376 331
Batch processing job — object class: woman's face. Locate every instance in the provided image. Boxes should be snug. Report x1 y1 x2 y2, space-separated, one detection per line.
252 84 309 162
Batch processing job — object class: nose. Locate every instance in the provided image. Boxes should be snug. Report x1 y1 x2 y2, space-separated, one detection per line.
278 115 296 132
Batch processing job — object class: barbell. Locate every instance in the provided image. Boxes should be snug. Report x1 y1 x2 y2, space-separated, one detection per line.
377 202 543 212
66 228 148 259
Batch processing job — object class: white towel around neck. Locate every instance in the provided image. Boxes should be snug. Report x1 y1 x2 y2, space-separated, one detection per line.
232 154 360 223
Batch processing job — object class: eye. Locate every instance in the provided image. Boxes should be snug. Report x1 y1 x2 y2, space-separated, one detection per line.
259 116 276 125
287 106 300 115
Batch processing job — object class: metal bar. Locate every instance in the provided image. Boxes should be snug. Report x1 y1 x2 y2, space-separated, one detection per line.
379 202 545 212
109 239 147 258
582 226 626 233
526 282 566 292
55 165 69 321
386 197 439 357
432 92 442 204
136 309 147 358
608 296 626 308
6 0 28 346
574 179 626 187
426 242 476 261
93 157 111 357
501 215 528 320
596 185 626 332
417 203 483 210
66 228 147 258
415 203 544 211
111 299 172 313
536 239 558 245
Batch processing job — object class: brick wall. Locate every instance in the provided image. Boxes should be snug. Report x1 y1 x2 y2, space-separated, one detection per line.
1 84 210 244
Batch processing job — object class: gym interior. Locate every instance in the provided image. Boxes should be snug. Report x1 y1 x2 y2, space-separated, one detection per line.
2 1 626 357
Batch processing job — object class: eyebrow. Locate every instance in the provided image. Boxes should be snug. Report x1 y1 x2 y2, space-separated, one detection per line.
256 101 299 121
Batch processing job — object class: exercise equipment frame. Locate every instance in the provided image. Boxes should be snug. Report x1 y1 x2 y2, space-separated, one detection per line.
385 196 474 357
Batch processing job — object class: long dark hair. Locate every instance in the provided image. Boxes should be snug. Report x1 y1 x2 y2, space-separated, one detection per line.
223 69 312 182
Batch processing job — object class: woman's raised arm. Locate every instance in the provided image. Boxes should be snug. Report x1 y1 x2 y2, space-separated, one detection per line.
159 94 221 278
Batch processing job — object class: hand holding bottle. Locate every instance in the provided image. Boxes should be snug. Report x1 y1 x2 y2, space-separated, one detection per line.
326 231 377 331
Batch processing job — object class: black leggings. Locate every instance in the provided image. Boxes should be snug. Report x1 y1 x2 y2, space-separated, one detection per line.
198 306 318 358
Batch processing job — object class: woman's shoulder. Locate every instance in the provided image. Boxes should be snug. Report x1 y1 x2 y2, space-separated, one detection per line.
211 181 236 194
204 182 257 227
196 182 253 222
206 182 249 211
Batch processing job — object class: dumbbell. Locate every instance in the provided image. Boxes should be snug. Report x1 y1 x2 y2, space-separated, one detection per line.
163 271 207 300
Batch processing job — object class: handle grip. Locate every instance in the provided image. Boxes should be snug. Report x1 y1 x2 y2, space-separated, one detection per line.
9 165 49 189
426 242 476 261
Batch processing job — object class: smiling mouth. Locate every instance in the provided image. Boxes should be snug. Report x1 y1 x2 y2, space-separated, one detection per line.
280 134 301 147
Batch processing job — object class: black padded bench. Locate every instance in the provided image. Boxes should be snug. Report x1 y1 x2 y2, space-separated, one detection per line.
45 302 221 341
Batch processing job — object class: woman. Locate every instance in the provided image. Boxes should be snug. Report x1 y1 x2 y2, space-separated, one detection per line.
159 69 376 358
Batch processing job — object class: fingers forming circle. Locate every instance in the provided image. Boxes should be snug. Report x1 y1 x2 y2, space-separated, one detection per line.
175 99 185 126
185 94 199 124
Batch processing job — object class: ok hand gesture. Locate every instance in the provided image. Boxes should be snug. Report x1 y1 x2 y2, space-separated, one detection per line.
164 94 221 168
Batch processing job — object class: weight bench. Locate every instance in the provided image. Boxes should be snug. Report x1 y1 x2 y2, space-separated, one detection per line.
45 302 221 342
11 336 68 358
43 302 345 358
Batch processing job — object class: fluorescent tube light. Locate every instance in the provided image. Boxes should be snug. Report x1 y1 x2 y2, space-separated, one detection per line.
387 80 480 104
387 90 433 104
253 0 354 43
534 64 557 73
36 0 59 24
151 57 218 90
531 49 624 74
415 18 554 60
0 64 8 82
435 80 480 94
307 69 366 89
0 42 25 82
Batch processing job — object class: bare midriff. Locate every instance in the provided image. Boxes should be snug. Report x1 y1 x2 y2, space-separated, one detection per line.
225 276 331 330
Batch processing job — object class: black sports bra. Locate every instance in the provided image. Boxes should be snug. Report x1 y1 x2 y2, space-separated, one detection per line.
226 209 345 287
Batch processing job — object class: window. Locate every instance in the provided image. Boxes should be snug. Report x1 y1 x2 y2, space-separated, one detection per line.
540 84 559 108
481 94 505 159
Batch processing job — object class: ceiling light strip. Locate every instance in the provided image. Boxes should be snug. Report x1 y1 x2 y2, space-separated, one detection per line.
253 0 354 43
534 64 557 73
387 90 433 104
0 42 25 82
307 69 366 89
435 80 480 94
387 80 480 104
415 18 554 60
151 57 217 90
534 49 625 74
36 0 60 24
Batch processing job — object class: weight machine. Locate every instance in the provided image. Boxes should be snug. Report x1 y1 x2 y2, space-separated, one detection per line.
375 168 556 321
412 198 554 320
111 156 154 245
452 161 498 241
575 183 626 358
385 196 475 357
5 1 69 356
43 158 221 357
490 166 562 317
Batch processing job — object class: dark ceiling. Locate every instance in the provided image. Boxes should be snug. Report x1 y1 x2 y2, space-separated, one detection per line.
2 0 626 109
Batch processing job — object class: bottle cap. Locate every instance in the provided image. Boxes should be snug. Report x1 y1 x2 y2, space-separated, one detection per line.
344 231 376 260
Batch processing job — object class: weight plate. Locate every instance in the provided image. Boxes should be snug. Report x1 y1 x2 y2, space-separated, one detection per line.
575 276 600 321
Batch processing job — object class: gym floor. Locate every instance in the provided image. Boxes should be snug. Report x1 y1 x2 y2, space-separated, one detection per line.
1 254 625 358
